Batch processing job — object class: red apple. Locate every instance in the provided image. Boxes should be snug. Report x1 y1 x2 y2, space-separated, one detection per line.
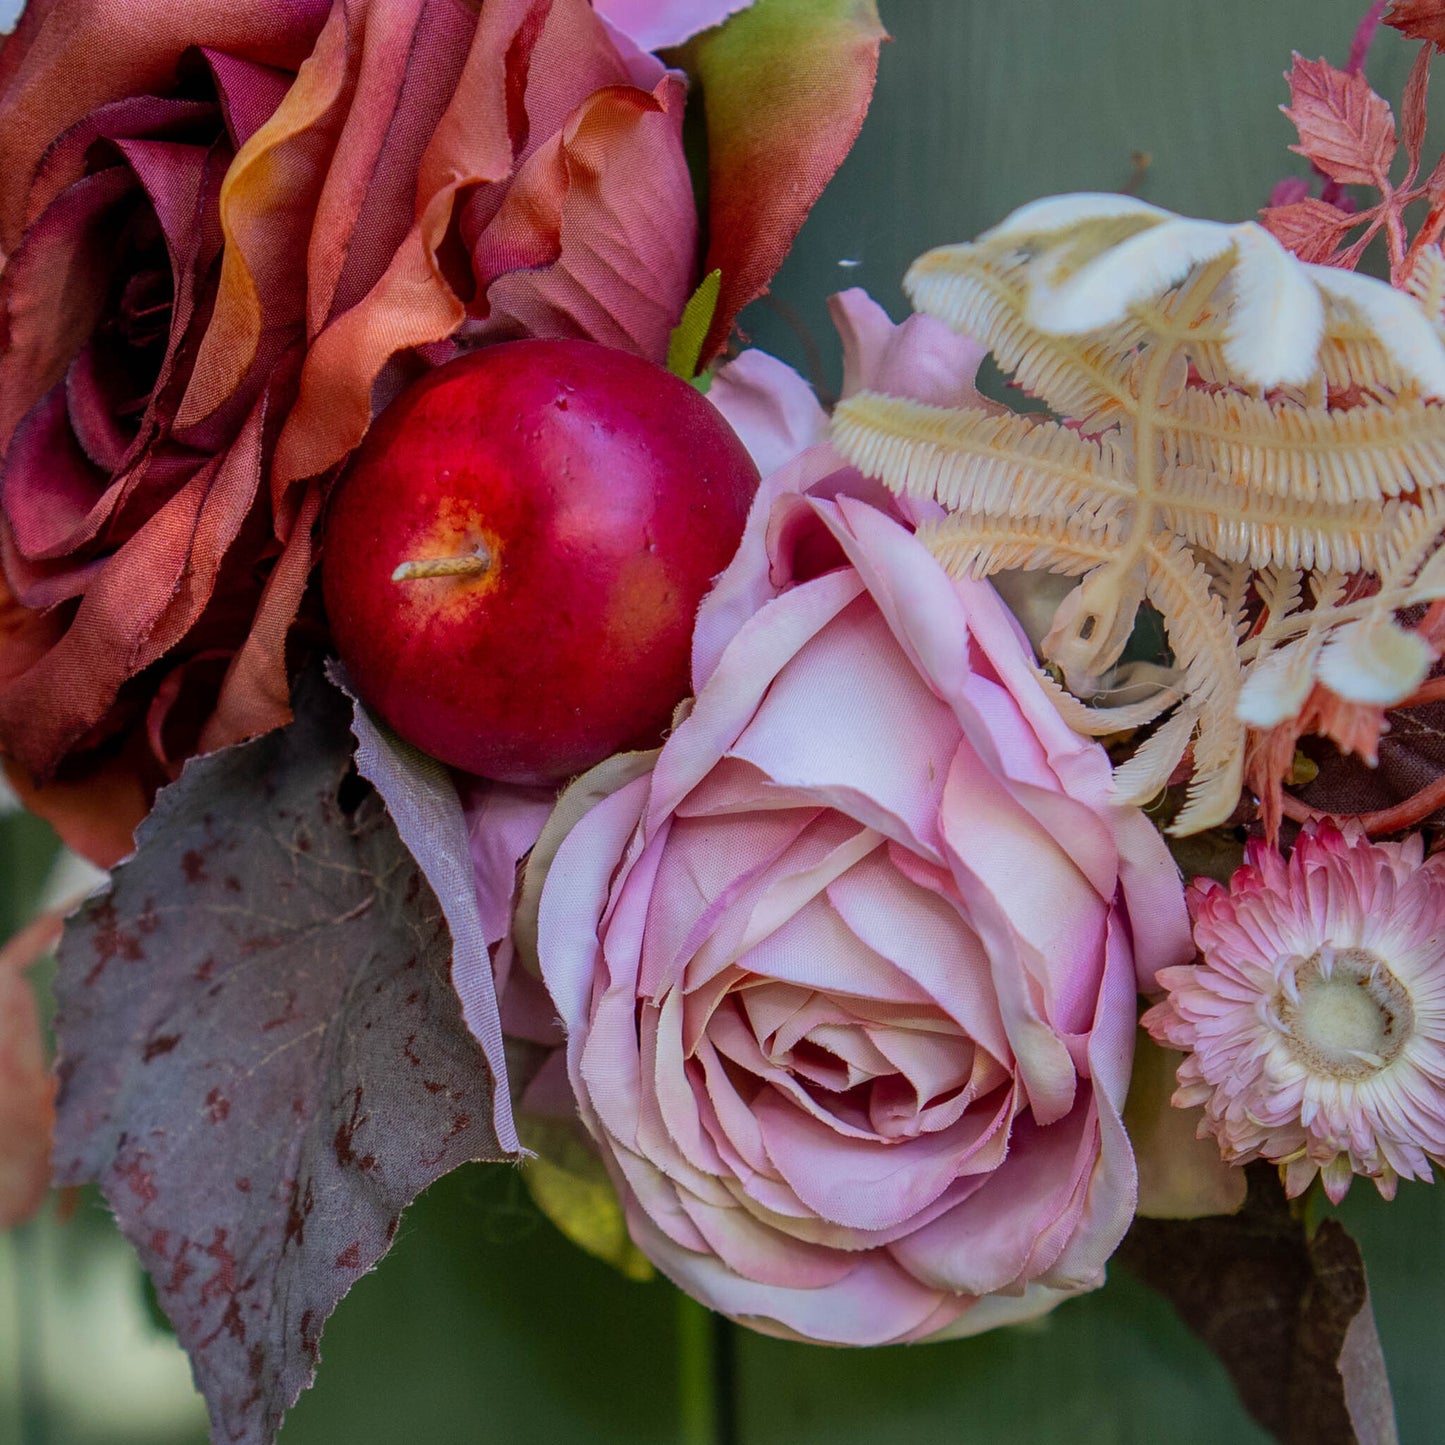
322 339 760 783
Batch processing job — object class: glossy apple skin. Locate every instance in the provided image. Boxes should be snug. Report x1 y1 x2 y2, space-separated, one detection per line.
322 339 760 783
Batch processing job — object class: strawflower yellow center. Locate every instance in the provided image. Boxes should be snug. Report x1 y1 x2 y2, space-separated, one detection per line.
1275 946 1413 1082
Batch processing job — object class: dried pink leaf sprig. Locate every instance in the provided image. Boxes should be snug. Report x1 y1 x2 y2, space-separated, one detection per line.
1144 821 1445 1203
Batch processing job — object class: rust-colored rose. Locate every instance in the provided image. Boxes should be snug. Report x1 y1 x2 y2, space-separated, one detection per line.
0 0 700 861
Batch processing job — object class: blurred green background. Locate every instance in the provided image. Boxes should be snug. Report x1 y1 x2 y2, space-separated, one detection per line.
5 0 1445 1441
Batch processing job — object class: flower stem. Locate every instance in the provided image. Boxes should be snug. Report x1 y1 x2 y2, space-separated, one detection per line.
677 1292 724 1445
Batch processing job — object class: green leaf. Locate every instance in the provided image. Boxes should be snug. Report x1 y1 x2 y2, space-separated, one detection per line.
667 269 723 381
1125 1032 1247 1220
673 0 886 363
521 1119 653 1283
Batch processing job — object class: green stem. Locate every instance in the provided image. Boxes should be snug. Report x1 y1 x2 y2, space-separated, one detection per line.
677 1292 720 1445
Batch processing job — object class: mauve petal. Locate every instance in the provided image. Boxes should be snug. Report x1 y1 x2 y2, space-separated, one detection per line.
518 1046 575 1122
1113 804 1194 990
461 780 554 946
831 288 988 409
707 349 830 477
1038 915 1140 1291
945 540 1120 807
887 1103 1093 1296
595 0 755 51
2 384 112 563
693 1036 773 1172
691 820 881 977
810 495 979 707
539 776 650 1038
610 1145 712 1255
625 1197 958 1347
496 959 560 1044
783 1023 895 1093
201 50 294 150
579 979 651 1150
639 807 820 999
713 868 934 1008
65 344 133 475
747 984 841 1052
752 1086 1010 1233
643 987 728 1177
939 729 1111 1038
689 446 853 693
674 1187 854 1290
923 1281 1082 1342
670 756 789 818
825 846 1011 1063
706 1006 882 1144
937 752 1080 1125
625 1045 740 1208
728 601 956 858
459 775 553 1029
864 1028 974 1118
725 1149 999 1254
650 567 864 826
0 165 133 452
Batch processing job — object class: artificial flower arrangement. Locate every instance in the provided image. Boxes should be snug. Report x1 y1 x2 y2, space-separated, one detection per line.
4 0 1445 1440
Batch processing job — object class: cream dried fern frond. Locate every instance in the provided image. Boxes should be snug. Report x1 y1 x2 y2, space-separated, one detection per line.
832 198 1445 833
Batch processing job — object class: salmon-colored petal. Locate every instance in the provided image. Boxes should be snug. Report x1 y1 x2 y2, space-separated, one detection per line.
304 0 460 332
472 76 695 361
679 0 886 361
175 4 350 429
0 397 265 774
0 0 329 249
3 753 150 869
197 482 321 752
270 0 544 488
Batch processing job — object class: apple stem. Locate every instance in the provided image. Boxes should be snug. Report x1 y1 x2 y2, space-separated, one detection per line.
391 547 492 583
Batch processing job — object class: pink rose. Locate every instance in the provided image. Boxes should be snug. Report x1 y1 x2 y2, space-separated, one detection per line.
594 0 757 52
535 475 1193 1343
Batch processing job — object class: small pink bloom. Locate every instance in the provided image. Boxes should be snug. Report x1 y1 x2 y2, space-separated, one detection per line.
1145 821 1445 1204
594 0 756 52
536 478 1192 1344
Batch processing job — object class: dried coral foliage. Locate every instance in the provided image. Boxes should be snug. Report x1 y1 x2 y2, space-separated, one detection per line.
833 194 1445 832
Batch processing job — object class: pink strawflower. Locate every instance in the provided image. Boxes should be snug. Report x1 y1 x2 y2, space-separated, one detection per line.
1144 821 1445 1204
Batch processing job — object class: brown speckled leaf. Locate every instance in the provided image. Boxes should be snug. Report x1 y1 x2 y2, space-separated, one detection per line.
51 672 510 1445
1119 1164 1397 1445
